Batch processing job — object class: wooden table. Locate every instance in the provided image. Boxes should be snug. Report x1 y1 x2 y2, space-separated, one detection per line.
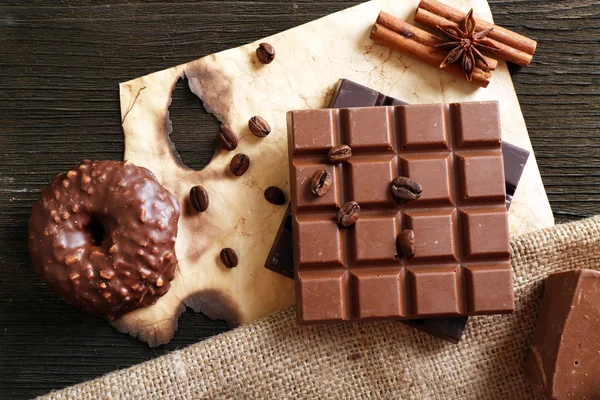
1 1 598 398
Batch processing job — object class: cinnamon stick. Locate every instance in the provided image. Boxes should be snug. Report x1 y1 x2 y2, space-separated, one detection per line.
370 16 492 88
377 11 497 72
415 0 537 67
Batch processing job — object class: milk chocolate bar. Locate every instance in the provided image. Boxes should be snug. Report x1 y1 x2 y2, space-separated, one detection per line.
524 269 600 399
288 101 514 323
266 80 526 340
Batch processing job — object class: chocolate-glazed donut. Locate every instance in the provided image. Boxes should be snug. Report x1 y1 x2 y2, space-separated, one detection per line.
28 160 180 319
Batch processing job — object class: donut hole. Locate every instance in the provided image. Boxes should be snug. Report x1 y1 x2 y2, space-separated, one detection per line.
86 217 106 247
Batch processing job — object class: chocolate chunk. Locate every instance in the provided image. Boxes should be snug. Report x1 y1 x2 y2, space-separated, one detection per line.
289 101 512 324
524 269 600 399
230 153 250 176
402 317 469 344
329 79 408 108
502 141 529 209
264 205 294 279
264 186 286 205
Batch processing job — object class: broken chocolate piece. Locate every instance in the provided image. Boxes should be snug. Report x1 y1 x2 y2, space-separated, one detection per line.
503 142 529 209
524 269 600 399
264 205 294 279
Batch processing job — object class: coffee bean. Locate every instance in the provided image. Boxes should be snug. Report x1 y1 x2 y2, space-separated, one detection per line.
337 201 360 227
230 153 250 176
264 186 286 205
220 248 238 269
310 170 333 197
397 229 415 259
256 43 275 64
189 185 209 212
249 116 271 138
328 145 352 164
217 126 238 151
391 176 422 201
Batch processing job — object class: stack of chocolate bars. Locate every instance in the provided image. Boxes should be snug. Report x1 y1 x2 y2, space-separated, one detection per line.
266 79 530 343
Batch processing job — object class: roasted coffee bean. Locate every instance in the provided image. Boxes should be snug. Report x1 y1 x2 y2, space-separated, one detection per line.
328 145 352 164
337 201 361 227
217 125 238 151
230 153 250 176
391 176 422 201
264 186 286 205
256 43 276 64
220 248 238 269
310 170 333 197
189 185 209 212
397 229 415 259
249 116 271 138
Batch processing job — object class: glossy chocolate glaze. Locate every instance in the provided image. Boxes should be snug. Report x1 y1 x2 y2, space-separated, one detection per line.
28 160 180 319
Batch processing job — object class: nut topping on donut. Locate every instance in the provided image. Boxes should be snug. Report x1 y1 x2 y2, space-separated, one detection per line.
28 160 180 320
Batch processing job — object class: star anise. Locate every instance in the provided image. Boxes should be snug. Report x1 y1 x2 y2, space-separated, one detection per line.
435 9 500 82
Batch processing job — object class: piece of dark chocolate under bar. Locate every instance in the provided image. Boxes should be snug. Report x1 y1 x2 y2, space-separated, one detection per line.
265 207 294 279
503 141 529 209
265 79 528 342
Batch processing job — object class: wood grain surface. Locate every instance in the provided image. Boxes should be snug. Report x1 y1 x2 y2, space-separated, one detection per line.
1 1 598 398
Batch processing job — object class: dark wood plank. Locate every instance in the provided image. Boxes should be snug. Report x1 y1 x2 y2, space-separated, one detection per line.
1 1 598 398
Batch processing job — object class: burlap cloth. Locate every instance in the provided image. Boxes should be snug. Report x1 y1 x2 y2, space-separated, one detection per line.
42 216 600 399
